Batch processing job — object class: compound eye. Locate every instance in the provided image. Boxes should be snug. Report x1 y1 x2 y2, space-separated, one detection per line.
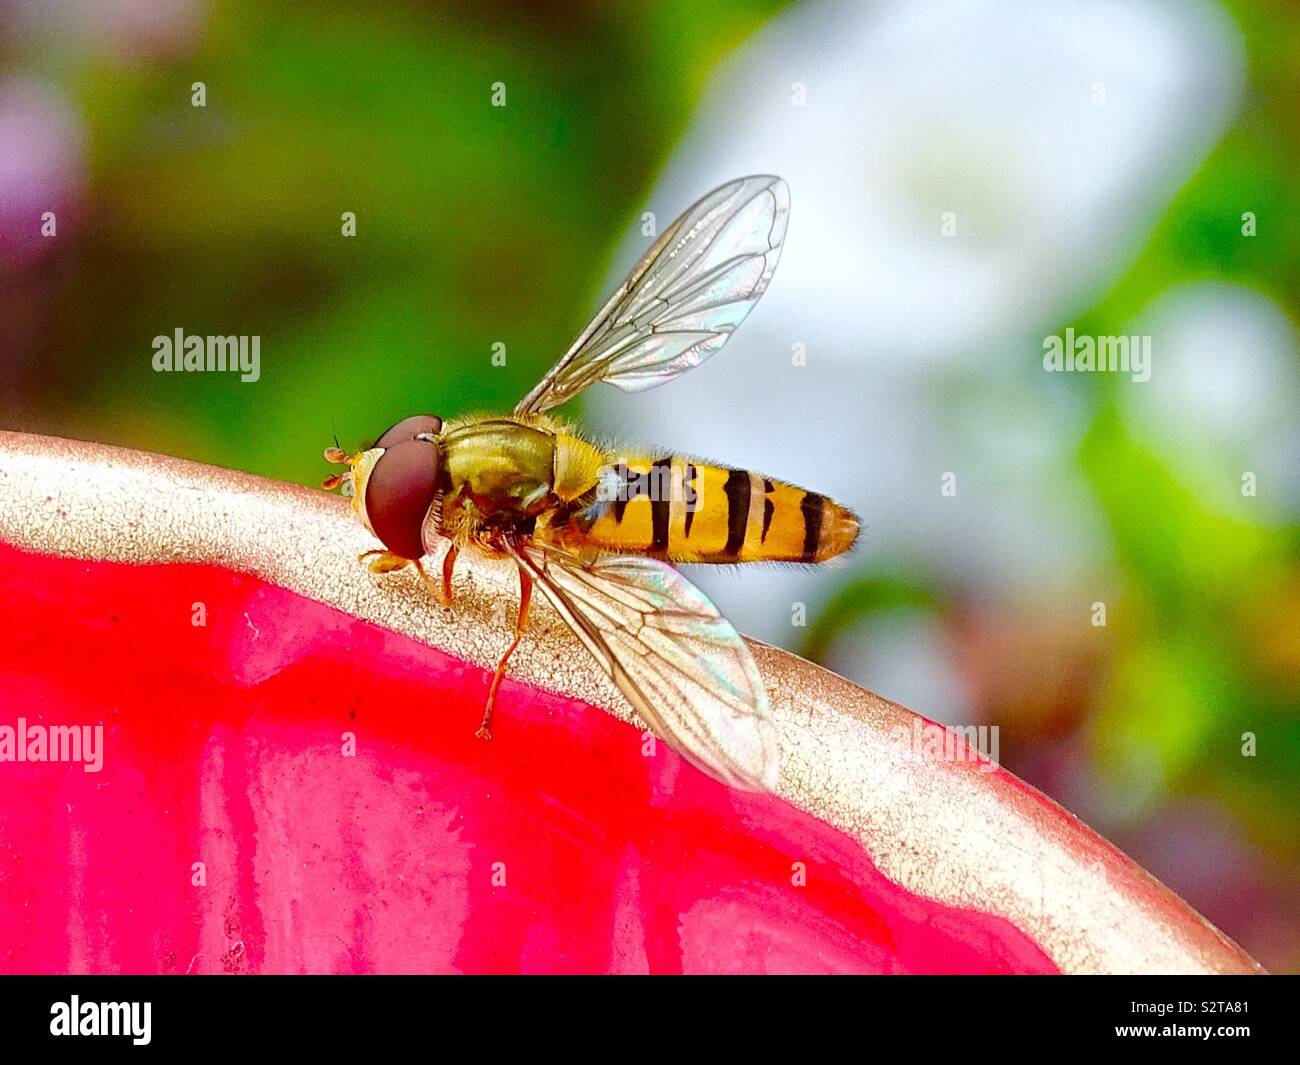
364 437 442 560
374 414 443 449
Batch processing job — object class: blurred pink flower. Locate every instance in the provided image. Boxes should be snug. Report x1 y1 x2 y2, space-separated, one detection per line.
0 78 86 272
3 0 208 61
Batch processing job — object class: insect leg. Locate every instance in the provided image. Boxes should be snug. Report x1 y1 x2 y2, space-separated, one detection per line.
476 565 534 741
412 559 436 599
412 546 458 605
441 545 459 604
360 549 411 574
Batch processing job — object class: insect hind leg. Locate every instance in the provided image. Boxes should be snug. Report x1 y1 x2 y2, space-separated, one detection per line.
477 564 534 740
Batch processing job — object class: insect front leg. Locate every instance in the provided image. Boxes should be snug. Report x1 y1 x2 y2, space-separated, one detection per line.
477 564 534 741
359 549 411 574
412 546 457 607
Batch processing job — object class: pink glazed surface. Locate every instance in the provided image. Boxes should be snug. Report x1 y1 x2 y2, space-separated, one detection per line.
0 544 1058 974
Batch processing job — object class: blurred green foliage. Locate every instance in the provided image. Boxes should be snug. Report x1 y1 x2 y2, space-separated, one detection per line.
14 0 788 482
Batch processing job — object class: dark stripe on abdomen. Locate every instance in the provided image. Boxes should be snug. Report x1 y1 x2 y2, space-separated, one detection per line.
683 463 699 537
723 468 751 557
800 492 825 562
650 457 672 551
761 479 775 542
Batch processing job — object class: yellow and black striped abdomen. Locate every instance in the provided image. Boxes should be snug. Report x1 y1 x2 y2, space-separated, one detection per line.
556 456 858 564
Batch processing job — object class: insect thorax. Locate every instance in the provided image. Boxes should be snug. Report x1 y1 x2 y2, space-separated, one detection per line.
433 418 557 543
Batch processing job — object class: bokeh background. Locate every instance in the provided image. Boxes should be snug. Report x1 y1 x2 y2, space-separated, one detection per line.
1 0 1296 971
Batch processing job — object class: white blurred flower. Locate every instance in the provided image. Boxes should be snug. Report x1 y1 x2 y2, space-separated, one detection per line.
590 0 1246 674
1122 282 1300 523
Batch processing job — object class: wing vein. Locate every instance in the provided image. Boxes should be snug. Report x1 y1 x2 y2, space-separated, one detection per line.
515 175 789 414
503 539 779 791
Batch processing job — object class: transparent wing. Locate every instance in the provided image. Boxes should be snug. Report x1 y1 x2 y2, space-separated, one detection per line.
505 540 779 792
516 175 790 415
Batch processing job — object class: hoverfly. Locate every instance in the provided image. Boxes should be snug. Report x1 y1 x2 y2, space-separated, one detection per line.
323 176 858 791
